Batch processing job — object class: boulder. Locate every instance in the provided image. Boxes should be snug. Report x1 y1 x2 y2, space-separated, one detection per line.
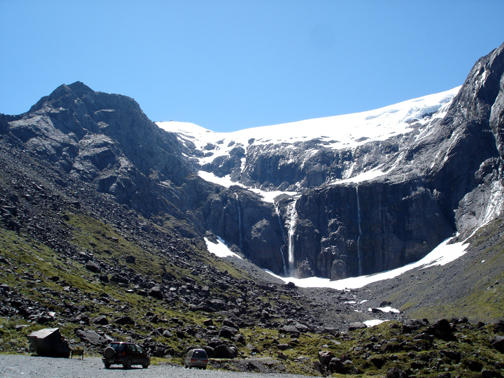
318 350 334 366
85 261 100 273
75 329 109 346
491 335 504 353
115 315 135 325
148 285 163 299
218 325 238 339
386 367 409 378
213 344 238 358
27 328 70 358
493 320 504 335
92 315 108 325
426 319 455 340
348 322 366 331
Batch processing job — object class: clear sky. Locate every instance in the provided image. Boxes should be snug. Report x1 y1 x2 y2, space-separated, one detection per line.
1 1 503 132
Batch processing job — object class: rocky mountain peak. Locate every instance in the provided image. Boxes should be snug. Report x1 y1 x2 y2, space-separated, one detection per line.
445 42 504 126
54 81 94 97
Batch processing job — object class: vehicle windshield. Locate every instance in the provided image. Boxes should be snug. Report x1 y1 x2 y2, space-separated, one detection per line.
193 350 207 358
111 343 125 352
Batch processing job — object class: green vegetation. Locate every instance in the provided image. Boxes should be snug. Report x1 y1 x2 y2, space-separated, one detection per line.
0 217 239 358
2 212 503 376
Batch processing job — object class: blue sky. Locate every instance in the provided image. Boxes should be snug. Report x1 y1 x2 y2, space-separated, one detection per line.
1 1 503 132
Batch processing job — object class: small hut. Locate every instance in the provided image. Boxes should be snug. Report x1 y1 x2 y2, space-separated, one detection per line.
27 328 70 357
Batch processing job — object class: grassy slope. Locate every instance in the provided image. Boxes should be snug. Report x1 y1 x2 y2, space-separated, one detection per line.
0 213 240 353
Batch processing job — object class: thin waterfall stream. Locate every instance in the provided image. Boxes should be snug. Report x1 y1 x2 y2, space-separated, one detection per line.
287 198 299 275
274 202 288 276
355 186 363 276
234 193 243 250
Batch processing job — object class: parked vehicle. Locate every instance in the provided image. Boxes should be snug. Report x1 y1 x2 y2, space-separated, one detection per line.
102 341 150 369
184 348 208 369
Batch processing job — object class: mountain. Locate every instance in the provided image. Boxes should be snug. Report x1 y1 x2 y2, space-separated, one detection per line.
0 43 503 376
158 42 504 280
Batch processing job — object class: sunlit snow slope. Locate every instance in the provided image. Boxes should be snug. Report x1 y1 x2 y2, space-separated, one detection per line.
157 87 460 166
157 87 461 194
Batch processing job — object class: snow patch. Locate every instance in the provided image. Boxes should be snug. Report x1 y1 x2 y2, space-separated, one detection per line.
204 237 242 259
197 170 297 203
268 236 468 290
369 306 401 314
331 167 386 185
364 319 387 327
198 171 237 188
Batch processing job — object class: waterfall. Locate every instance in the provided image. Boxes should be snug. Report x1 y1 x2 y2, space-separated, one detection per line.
355 186 363 276
234 193 243 250
287 198 299 275
274 202 288 276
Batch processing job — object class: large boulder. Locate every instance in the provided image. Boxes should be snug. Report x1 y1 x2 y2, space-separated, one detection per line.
27 328 70 358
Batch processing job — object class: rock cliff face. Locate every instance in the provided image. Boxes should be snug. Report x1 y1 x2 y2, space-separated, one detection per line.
161 43 504 279
2 43 504 280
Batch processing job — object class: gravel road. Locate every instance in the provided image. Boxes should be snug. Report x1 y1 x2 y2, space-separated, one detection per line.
0 355 316 378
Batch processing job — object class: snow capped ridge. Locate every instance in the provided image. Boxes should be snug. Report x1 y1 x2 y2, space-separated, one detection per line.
157 87 461 191
157 86 460 149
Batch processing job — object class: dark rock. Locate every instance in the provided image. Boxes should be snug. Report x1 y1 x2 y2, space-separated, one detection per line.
203 345 215 357
348 322 366 331
493 320 504 335
491 335 504 353
71 314 90 325
463 358 483 372
481 369 503 378
426 319 455 340
402 319 428 333
277 343 289 350
285 282 296 289
206 298 226 311
386 367 409 378
27 328 70 358
125 255 136 264
115 316 135 325
75 329 107 346
203 319 214 326
110 273 129 284
280 325 300 337
148 286 163 299
440 350 461 363
85 261 100 273
213 344 238 358
318 350 334 367
92 315 108 325
219 325 238 339
328 357 347 374
233 333 246 345
371 356 386 368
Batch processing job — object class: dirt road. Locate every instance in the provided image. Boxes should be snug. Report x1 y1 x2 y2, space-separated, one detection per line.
0 355 316 377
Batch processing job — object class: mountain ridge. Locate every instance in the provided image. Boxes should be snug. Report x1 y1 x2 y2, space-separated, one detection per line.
149 42 504 280
2 43 503 281
1 43 504 376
